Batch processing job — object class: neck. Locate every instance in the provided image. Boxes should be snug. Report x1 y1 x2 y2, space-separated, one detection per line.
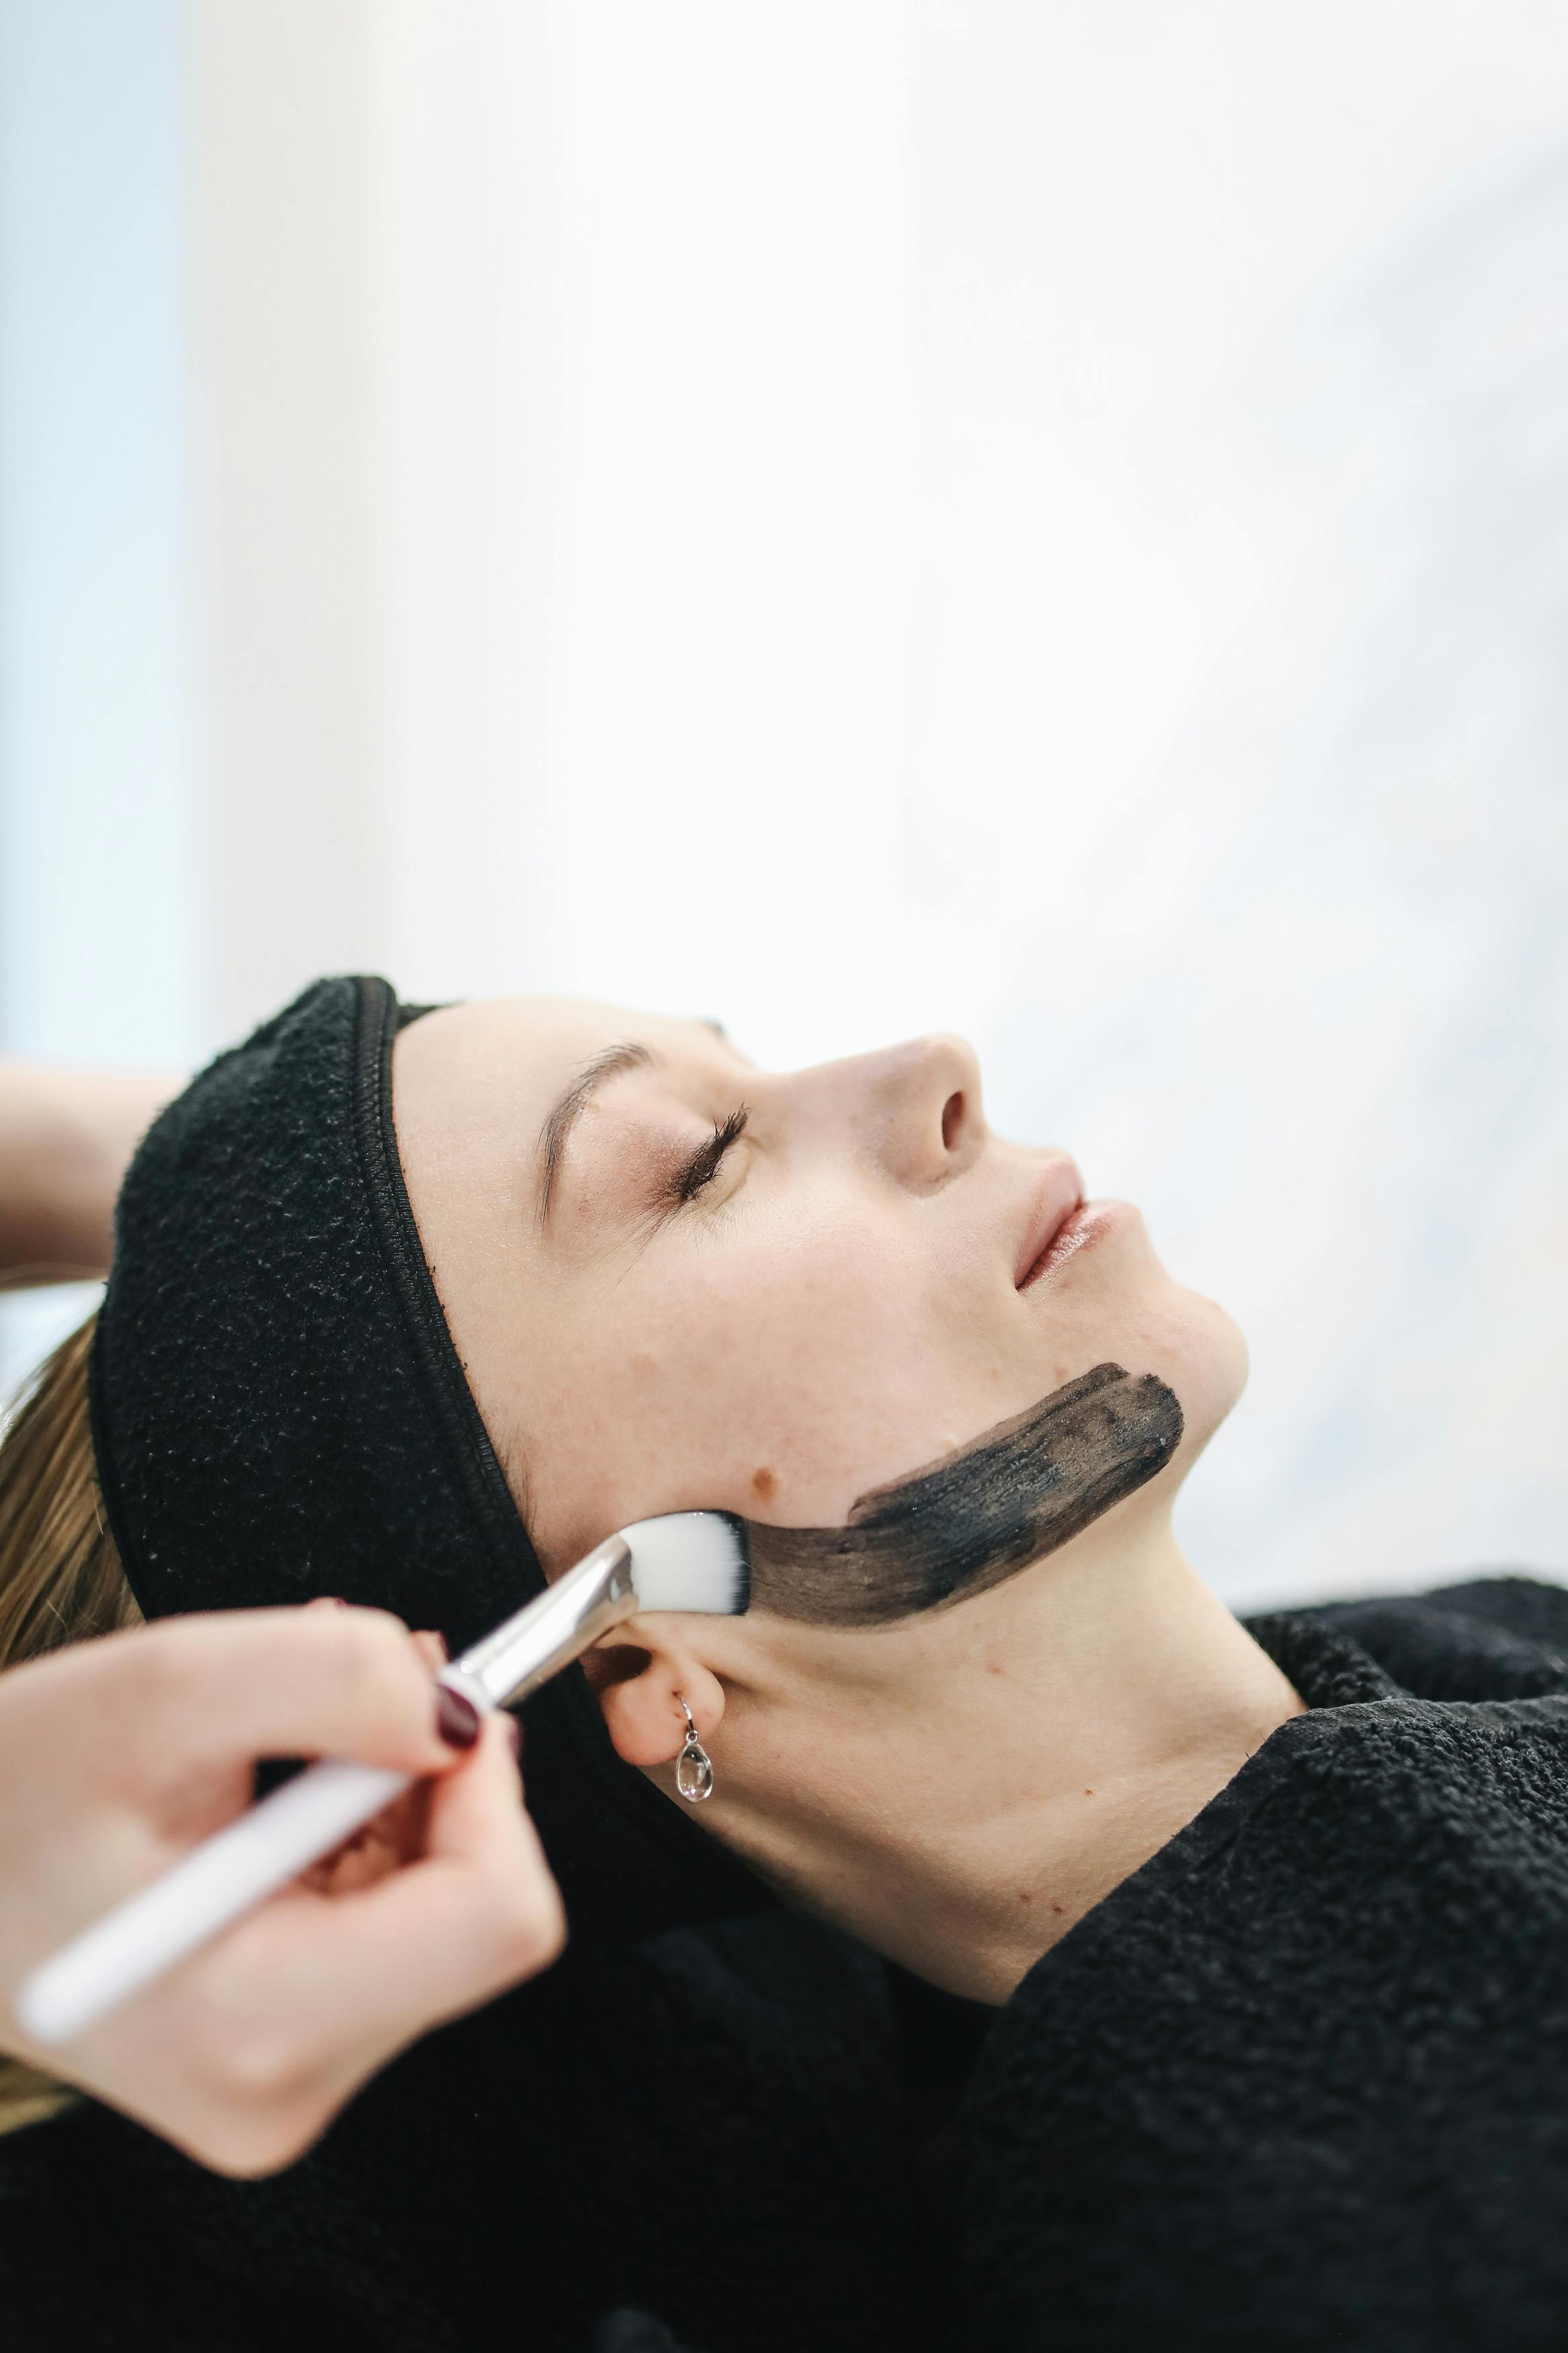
707 1503 1303 2003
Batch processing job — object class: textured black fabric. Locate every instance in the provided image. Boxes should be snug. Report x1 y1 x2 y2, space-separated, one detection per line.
7 1579 1568 2352
948 1575 1568 2350
589 2317 700 2353
0 1912 920 2353
87 975 761 1942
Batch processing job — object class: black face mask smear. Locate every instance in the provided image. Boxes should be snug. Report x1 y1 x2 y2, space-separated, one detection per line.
744 1363 1183 1627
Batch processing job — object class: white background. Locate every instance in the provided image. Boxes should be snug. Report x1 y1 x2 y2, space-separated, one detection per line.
3 1 1567 1607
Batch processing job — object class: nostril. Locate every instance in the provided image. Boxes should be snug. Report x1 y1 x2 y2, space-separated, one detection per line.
941 1091 965 1153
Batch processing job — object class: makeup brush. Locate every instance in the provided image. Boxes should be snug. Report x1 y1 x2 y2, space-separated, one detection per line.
15 1512 749 2047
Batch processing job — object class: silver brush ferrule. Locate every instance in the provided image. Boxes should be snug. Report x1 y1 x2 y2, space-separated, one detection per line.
448 1537 637 1713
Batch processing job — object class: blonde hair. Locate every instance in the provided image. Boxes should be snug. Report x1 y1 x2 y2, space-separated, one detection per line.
0 1315 141 2136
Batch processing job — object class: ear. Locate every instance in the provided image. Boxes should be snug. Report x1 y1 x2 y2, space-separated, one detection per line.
592 1622 726 1769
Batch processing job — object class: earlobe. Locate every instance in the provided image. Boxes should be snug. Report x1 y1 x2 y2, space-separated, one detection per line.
595 1638 726 1770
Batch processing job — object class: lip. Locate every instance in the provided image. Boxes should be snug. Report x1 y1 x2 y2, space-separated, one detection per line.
1014 1156 1085 1290
1019 1198 1132 1289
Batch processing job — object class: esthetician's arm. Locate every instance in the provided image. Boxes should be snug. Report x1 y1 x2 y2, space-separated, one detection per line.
0 1057 181 1281
0 1607 565 2176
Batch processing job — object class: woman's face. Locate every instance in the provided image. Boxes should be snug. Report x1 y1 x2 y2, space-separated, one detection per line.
392 998 1247 1577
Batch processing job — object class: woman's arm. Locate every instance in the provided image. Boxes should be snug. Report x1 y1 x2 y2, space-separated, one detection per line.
0 1605 564 2175
0 1060 181 1282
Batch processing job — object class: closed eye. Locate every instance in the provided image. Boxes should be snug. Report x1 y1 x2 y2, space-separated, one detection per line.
667 1107 749 1207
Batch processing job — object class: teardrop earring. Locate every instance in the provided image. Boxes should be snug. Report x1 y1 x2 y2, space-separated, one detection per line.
674 1693 714 1802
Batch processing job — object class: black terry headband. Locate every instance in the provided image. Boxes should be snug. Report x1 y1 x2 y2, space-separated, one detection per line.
90 975 759 1938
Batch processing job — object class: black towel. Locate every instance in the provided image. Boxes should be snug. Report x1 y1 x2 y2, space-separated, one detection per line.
948 1576 1568 2348
8 1579 1568 2352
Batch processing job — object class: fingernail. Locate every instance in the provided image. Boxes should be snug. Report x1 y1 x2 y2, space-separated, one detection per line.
505 1715 522 1761
436 1685 481 1750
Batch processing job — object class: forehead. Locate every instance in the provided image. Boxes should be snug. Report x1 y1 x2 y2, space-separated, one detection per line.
393 994 743 1138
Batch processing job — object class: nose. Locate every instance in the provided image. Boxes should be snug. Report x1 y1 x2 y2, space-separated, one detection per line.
815 1033 988 1189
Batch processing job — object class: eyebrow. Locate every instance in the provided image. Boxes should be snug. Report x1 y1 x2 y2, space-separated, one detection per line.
537 1041 655 1224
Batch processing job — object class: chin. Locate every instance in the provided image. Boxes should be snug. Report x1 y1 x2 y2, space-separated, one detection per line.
1098 1207 1248 1460
1149 1276 1249 1466
1031 1202 1248 1463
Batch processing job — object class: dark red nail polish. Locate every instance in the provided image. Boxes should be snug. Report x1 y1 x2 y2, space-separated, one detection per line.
436 1685 481 1749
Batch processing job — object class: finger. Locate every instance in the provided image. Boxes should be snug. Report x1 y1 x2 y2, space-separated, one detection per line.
99 1609 466 1791
421 1713 543 1880
299 1781 431 1896
114 1722 559 2173
302 1713 522 1897
236 1718 564 2083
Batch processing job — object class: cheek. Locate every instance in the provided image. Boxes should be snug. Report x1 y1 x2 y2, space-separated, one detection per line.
526 1208 971 1551
651 1223 939 1494
513 1202 1248 1566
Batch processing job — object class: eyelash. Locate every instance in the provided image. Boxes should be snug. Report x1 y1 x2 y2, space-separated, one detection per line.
667 1107 749 1207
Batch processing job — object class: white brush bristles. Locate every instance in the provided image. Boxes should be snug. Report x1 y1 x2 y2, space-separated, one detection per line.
622 1511 751 1616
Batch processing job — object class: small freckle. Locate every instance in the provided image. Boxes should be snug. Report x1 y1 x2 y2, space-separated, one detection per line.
1083 1788 1094 1796
1050 1903 1063 1915
986 1661 1005 1676
750 1465 778 1502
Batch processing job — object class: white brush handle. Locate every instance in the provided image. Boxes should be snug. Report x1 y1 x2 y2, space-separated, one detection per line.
15 1757 411 2046
15 1542 642 2048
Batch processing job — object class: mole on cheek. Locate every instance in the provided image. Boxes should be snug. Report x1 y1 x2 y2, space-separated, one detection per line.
750 1465 778 1502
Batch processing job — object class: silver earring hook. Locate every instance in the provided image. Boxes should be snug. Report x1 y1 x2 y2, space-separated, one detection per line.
673 1691 714 1803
